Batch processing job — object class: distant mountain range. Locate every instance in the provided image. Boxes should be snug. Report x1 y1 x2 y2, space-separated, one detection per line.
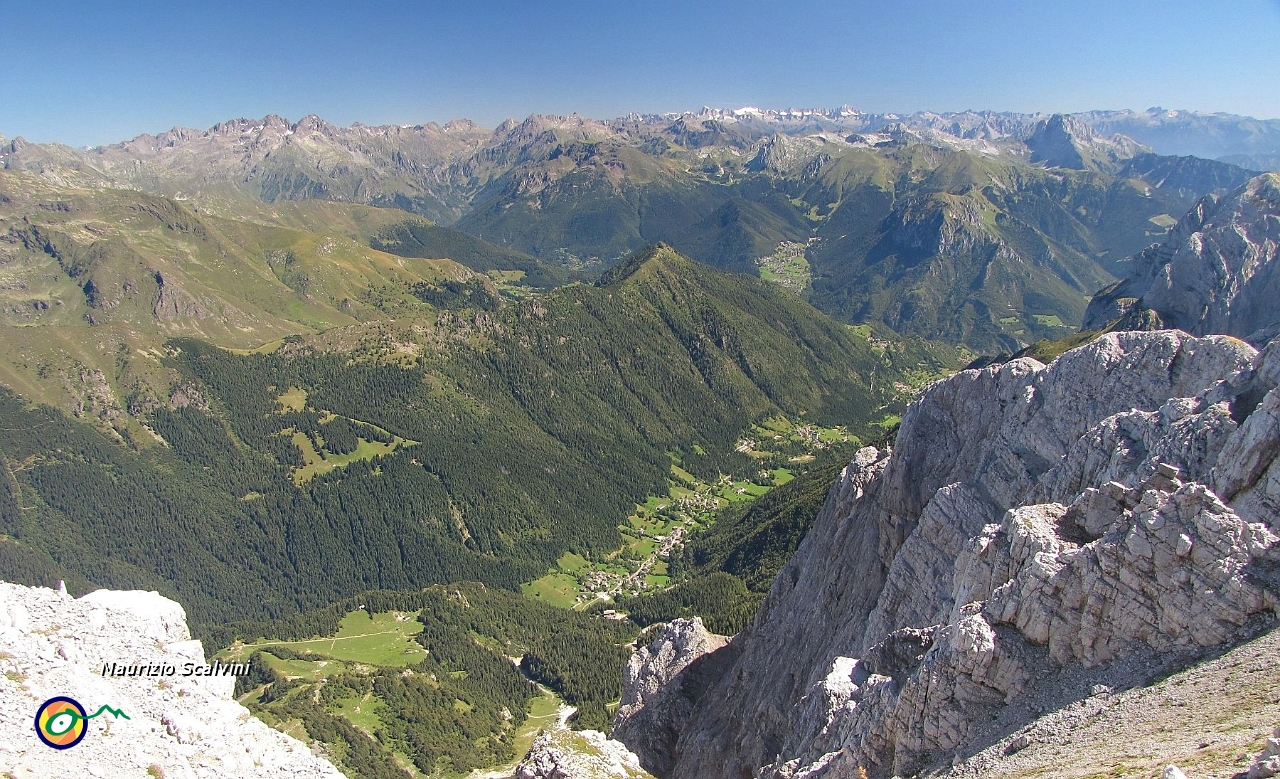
1 107 1273 356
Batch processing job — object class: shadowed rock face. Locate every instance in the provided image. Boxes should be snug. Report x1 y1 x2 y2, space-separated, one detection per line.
611 617 737 776
614 331 1280 779
1085 173 1280 343
0 583 344 778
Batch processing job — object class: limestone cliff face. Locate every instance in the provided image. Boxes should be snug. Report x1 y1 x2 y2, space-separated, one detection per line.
612 618 735 776
1084 173 1280 342
1026 114 1144 171
615 331 1280 778
0 583 343 778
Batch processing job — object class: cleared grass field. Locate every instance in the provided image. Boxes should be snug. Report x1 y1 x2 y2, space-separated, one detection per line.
556 552 589 573
873 413 902 430
262 657 332 681
670 464 697 484
276 387 308 411
290 426 414 485
628 514 675 536
334 692 386 735
717 480 769 502
226 610 428 668
627 537 658 558
521 572 580 608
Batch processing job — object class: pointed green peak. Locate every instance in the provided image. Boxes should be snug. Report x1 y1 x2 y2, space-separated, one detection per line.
596 242 694 287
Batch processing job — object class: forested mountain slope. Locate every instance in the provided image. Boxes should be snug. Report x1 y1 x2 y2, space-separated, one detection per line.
0 244 957 631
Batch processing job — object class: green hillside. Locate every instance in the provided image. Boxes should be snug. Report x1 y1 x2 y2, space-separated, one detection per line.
0 243 960 631
212 584 637 776
453 139 1252 351
0 172 489 434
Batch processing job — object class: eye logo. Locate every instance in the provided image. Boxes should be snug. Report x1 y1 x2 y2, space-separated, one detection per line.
34 697 129 749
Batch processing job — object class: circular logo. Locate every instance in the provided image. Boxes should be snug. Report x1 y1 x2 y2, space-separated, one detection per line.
35 696 87 749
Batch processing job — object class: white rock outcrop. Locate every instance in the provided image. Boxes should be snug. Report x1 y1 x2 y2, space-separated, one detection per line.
514 728 649 779
616 331 1280 778
611 618 732 776
0 582 344 778
1245 726 1280 779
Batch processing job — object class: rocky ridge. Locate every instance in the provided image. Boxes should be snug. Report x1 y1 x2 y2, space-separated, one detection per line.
2 107 1261 354
513 729 650 779
1026 113 1146 171
615 330 1280 778
2 108 1253 222
611 618 734 776
1085 173 1280 343
0 582 343 778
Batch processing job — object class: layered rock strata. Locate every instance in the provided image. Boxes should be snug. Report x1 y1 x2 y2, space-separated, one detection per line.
0 582 343 778
616 330 1280 778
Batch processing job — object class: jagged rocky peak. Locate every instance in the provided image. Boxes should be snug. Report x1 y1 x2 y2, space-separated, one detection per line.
612 618 733 776
614 330 1280 778
1085 172 1280 343
1026 113 1145 171
443 118 483 133
514 729 650 779
0 582 342 778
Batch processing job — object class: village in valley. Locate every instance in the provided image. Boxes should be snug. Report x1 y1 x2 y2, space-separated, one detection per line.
521 415 854 610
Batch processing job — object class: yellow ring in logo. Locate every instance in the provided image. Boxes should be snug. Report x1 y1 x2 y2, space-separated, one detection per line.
35 697 87 749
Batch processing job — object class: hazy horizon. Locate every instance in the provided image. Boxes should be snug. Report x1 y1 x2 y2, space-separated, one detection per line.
5 0 1280 147
8 103 1280 151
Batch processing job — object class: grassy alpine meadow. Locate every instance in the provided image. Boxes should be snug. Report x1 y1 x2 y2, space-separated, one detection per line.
521 573 582 609
224 610 429 668
213 584 640 777
289 427 414 485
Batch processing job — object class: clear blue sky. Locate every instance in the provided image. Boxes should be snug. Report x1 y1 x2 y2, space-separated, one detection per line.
5 0 1280 147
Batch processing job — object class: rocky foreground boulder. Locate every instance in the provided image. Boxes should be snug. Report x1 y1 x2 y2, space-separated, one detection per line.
615 330 1280 778
0 582 343 778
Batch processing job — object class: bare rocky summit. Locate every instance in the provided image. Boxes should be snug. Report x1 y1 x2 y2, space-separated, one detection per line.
0 582 343 778
614 330 1280 778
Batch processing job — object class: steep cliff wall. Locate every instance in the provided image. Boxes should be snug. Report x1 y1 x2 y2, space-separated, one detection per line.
617 330 1280 778
1084 173 1280 343
0 582 343 778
